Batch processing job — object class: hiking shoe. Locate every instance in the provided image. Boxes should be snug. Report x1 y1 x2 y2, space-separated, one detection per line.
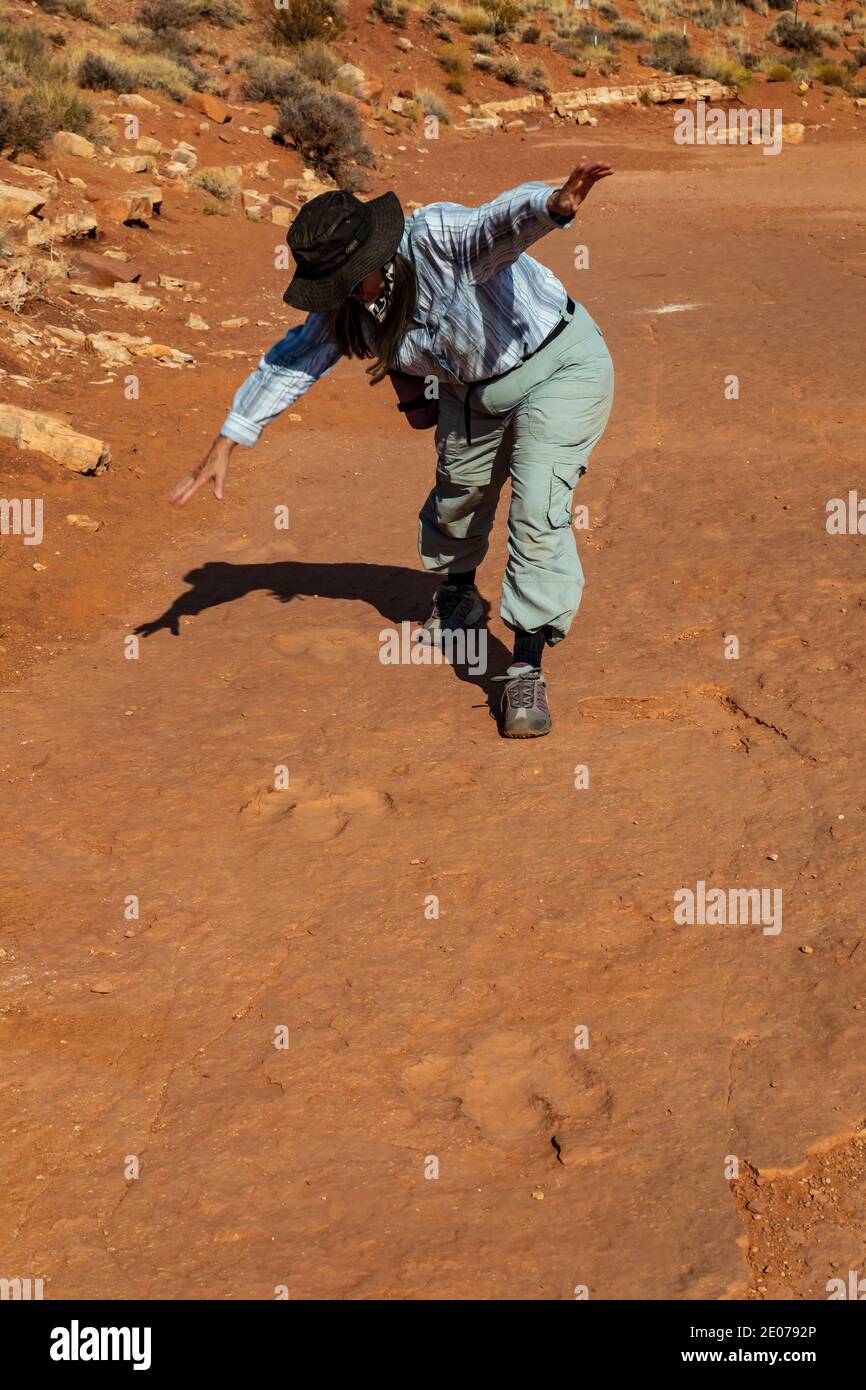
420 583 483 644
495 663 551 738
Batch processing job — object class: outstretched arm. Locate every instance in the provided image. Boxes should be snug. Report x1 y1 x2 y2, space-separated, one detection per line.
170 312 341 507
423 160 614 285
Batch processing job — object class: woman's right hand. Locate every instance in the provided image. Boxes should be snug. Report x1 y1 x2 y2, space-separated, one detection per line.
170 434 235 507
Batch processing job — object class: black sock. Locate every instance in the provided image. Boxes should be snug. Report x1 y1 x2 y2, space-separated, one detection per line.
513 628 546 668
447 568 476 589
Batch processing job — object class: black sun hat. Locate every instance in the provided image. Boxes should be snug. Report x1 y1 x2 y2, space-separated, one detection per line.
283 189 406 312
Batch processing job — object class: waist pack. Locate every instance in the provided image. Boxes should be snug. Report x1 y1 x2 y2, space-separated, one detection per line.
388 371 439 430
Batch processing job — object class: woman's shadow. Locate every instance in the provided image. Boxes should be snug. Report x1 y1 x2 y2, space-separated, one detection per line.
134 560 514 710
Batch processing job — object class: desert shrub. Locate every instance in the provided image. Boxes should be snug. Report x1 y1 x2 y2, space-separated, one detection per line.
236 52 302 101
0 91 55 152
843 9 866 34
738 0 768 11
645 32 700 73
638 0 678 22
766 0 790 7
196 0 249 23
764 59 793 78
254 0 346 45
65 0 102 18
496 53 521 81
414 86 451 120
78 46 204 97
0 21 54 76
276 77 372 187
33 0 64 11
480 0 523 37
371 0 409 25
768 13 824 52
814 20 842 44
700 47 751 84
521 23 541 41
77 50 137 90
571 21 602 42
294 40 339 83
611 19 645 39
137 0 199 28
27 75 95 132
813 58 850 84
685 0 742 31
439 40 472 89
474 32 496 50
119 21 203 63
458 4 491 32
521 57 550 89
192 166 235 198
597 0 620 17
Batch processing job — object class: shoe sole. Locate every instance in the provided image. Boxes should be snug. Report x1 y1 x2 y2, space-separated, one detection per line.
500 720 552 739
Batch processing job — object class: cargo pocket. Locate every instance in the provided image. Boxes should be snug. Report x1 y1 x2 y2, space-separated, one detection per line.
547 455 586 528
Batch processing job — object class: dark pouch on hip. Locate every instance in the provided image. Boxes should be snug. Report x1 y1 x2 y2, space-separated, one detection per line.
388 371 439 430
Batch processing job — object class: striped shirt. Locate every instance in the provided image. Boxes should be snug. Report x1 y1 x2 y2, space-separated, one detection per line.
221 181 574 447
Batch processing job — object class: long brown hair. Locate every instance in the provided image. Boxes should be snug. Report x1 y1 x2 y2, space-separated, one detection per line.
329 253 418 384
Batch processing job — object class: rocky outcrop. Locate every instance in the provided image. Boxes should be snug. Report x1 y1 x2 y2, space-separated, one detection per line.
550 77 738 114
0 404 109 474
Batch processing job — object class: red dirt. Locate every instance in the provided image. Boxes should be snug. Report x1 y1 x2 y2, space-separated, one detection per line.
1 10 866 1300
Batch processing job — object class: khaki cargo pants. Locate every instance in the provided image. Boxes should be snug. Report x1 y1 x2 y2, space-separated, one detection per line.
418 301 614 644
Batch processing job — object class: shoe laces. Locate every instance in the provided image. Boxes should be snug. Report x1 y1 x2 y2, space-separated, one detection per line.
493 667 545 709
435 584 474 621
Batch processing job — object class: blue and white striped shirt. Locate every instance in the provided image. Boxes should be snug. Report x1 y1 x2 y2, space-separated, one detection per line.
221 181 574 447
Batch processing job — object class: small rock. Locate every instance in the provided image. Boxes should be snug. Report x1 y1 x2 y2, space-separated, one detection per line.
221 317 249 328
0 182 46 224
359 76 385 102
396 36 413 51
185 92 232 124
135 136 163 155
90 981 113 994
88 193 155 226
779 122 806 145
66 514 101 532
187 313 210 331
169 147 198 168
53 131 96 159
746 1199 766 1214
800 945 814 954
117 94 158 111
111 155 153 174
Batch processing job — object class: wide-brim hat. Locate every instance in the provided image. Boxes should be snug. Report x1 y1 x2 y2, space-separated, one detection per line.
283 189 406 313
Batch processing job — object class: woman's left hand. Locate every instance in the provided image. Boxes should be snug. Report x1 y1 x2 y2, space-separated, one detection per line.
548 158 615 220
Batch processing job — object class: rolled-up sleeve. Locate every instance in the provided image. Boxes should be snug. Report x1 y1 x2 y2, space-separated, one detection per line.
420 182 573 287
220 312 342 446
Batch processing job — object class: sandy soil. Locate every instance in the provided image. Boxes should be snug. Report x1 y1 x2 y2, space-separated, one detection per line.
1 117 865 1299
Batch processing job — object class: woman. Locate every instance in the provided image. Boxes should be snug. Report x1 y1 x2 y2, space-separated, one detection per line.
170 157 615 738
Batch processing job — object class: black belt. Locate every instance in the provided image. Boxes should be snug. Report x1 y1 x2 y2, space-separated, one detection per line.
463 296 575 445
